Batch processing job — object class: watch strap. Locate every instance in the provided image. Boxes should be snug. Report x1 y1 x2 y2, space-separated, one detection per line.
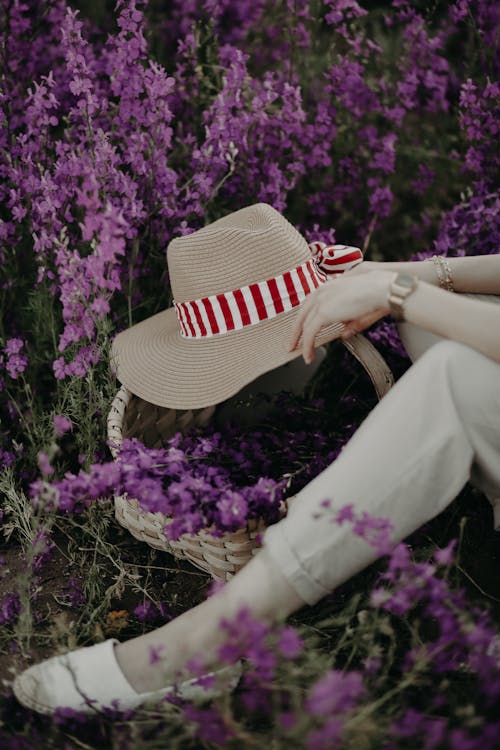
388 272 418 321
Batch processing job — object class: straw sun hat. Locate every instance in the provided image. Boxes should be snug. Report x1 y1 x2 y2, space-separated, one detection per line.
111 203 363 409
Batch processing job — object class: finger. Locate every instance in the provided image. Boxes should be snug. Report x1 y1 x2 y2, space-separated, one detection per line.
289 321 302 352
301 315 322 364
289 307 307 351
289 295 317 351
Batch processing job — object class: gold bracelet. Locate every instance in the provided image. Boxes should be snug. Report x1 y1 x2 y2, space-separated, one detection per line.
431 255 454 292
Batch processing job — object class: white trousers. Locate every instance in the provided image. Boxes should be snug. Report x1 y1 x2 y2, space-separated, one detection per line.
264 301 500 605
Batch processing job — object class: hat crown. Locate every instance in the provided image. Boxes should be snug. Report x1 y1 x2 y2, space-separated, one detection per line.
168 204 310 302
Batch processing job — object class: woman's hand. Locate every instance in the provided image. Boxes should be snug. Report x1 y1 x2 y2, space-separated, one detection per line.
289 270 393 364
344 260 381 275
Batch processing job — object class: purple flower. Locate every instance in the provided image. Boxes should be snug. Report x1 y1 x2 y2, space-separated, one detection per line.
4 338 23 356
368 185 394 218
53 706 90 727
371 133 397 174
133 600 156 622
370 587 391 607
133 599 171 623
53 414 72 437
37 451 54 476
450 0 469 23
60 576 86 607
306 717 344 750
335 504 355 524
391 708 447 749
0 449 15 469
325 0 367 26
217 607 280 680
0 592 21 625
32 528 56 571
216 491 249 528
328 505 395 555
239 672 275 714
351 511 394 555
149 644 165 666
306 669 365 716
183 704 235 745
279 710 297 731
411 163 436 195
3 338 28 378
53 357 66 380
276 626 303 659
433 538 456 566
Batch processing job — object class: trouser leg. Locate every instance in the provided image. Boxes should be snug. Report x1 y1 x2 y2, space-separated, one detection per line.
263 340 500 605
398 296 500 525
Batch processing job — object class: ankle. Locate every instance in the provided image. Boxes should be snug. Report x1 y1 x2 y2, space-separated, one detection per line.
114 638 182 693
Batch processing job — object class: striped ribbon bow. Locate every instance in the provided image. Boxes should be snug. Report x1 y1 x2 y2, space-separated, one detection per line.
308 241 363 275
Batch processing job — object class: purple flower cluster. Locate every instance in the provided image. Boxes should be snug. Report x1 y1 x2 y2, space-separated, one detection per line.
459 79 499 187
305 669 366 750
217 607 305 718
31 389 357 537
329 505 500 714
2 339 28 380
373 543 500 702
182 703 235 745
431 191 500 259
53 414 72 438
391 707 500 750
0 449 15 469
30 432 284 536
2 1 179 377
133 599 171 623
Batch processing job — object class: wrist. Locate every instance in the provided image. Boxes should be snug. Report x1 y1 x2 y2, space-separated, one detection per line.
372 270 397 312
387 272 419 321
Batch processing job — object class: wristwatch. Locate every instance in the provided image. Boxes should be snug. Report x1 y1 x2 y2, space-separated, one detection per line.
388 272 418 321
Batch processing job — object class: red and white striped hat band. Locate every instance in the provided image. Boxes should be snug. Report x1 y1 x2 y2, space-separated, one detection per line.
174 242 363 339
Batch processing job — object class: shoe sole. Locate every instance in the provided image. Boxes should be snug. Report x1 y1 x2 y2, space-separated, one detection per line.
13 675 60 716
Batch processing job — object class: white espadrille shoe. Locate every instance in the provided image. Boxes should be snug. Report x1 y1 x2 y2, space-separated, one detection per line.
12 639 242 716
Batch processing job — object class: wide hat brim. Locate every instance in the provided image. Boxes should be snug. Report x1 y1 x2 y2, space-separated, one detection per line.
111 302 343 410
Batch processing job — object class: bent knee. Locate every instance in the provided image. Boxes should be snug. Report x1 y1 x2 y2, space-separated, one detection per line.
419 339 475 371
418 340 500 424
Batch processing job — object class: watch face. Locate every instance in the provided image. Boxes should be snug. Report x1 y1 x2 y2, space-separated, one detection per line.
396 273 417 290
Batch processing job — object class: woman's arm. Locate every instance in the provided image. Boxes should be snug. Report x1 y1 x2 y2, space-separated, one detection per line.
352 254 500 294
289 268 500 365
402 280 500 362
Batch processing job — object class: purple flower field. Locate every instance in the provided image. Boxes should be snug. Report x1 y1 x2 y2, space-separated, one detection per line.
1 1 500 747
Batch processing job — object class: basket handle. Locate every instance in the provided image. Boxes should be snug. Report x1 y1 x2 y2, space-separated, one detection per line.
341 333 394 400
107 386 133 459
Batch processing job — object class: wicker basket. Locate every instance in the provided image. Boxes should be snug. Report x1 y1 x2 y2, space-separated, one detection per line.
107 334 394 581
